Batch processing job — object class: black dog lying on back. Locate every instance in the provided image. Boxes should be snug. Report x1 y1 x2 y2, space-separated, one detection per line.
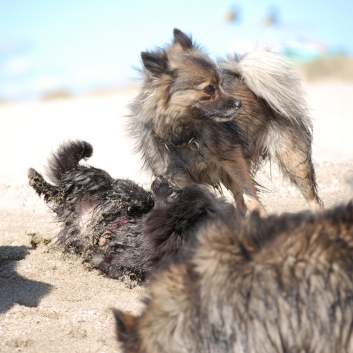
28 140 233 282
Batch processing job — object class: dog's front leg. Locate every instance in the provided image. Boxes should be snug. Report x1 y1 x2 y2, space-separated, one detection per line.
221 153 267 217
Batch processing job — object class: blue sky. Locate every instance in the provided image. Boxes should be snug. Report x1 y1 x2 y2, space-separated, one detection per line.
0 0 352 100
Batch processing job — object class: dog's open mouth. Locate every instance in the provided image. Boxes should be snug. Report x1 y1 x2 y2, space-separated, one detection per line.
164 191 179 205
151 176 180 201
213 110 239 122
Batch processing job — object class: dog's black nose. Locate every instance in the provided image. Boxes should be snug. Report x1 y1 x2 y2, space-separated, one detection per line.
151 175 167 189
235 99 242 109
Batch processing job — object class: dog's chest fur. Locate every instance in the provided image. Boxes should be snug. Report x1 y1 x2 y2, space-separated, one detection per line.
143 120 243 188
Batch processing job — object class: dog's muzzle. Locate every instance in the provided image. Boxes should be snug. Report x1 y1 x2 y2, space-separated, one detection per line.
213 97 242 122
234 99 242 109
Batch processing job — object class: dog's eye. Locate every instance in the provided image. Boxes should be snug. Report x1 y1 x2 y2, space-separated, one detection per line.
203 85 215 96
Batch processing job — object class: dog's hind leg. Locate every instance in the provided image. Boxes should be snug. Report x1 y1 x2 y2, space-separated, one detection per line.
28 168 60 203
267 125 324 210
221 152 267 217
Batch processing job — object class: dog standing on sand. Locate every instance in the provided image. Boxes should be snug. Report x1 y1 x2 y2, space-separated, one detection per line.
113 201 353 352
128 28 323 215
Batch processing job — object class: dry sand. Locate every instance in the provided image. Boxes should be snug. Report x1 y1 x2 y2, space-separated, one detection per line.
0 81 353 352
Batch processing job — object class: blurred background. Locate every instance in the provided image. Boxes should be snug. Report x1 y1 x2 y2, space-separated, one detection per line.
0 0 352 182
1 0 352 101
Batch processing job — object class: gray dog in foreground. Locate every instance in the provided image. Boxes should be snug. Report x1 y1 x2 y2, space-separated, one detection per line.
113 201 353 352
128 28 323 216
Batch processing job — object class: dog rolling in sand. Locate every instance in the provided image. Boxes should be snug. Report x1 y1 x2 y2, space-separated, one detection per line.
113 201 353 353
128 28 323 216
28 140 233 282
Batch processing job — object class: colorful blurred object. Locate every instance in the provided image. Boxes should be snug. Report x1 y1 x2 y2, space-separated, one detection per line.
282 39 330 62
221 4 241 24
262 6 280 27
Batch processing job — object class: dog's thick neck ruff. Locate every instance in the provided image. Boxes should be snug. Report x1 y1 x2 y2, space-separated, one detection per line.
153 131 200 152
152 130 212 185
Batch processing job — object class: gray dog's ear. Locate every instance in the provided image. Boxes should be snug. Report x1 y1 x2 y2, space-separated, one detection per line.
173 28 194 51
111 308 136 344
141 50 169 77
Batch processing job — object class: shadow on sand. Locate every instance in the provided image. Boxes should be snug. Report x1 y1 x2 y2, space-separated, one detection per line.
0 246 52 313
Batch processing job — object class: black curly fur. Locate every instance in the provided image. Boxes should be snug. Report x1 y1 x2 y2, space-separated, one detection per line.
45 140 93 184
29 140 234 283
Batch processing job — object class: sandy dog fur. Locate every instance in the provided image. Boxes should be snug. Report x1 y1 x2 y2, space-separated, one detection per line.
28 140 233 282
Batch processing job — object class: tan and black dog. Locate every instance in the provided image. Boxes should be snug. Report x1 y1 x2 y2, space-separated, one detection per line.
128 28 323 216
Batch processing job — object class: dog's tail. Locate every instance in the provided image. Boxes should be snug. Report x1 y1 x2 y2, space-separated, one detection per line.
45 140 93 185
218 48 312 130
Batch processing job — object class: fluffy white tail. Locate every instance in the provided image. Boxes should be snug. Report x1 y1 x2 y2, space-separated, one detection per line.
219 48 312 130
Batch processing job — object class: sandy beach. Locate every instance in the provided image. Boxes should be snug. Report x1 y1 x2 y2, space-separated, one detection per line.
1 81 353 352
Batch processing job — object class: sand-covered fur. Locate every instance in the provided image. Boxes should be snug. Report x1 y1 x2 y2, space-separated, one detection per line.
28 140 233 282
113 201 353 352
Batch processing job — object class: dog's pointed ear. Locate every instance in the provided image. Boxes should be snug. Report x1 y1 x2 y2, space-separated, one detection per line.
173 28 194 51
111 308 136 344
141 51 169 77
